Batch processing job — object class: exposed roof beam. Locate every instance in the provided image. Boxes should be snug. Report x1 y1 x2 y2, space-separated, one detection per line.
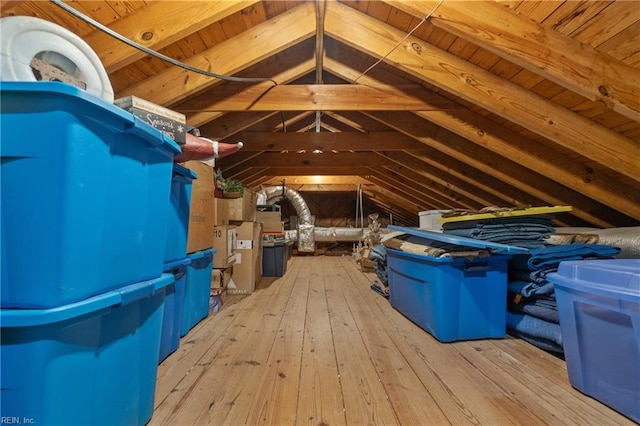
368 111 617 228
325 57 639 222
325 1 639 181
385 0 639 122
176 84 458 111
382 164 479 209
83 1 260 72
199 112 280 139
262 176 371 185
237 132 427 151
361 187 419 218
368 168 465 209
221 152 389 168
118 2 316 105
186 57 317 127
380 152 501 208
269 184 364 192
362 176 436 212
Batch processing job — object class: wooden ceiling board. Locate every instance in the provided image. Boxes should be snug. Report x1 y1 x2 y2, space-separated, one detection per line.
569 1 639 47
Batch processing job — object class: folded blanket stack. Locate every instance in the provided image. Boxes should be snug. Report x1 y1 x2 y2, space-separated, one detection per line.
507 244 621 353
442 216 555 249
368 244 389 295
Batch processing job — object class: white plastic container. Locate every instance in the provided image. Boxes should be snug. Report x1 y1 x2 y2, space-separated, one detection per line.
418 210 447 230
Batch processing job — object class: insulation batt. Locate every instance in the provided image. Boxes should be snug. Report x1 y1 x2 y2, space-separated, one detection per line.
173 133 243 162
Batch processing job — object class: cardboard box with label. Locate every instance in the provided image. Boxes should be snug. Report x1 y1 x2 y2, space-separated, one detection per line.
256 211 284 232
213 224 237 268
181 161 215 254
228 221 263 295
226 190 257 222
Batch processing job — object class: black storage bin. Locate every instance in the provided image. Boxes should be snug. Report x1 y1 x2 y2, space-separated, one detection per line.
263 242 287 277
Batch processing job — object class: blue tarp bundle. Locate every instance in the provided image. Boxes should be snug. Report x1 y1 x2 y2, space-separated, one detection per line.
509 244 621 270
507 243 620 354
507 312 564 354
442 216 555 248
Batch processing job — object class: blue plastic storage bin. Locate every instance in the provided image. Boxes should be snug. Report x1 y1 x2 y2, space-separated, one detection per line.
165 164 198 263
386 248 510 342
181 248 216 337
548 259 640 423
0 273 174 426
159 258 190 363
0 82 181 308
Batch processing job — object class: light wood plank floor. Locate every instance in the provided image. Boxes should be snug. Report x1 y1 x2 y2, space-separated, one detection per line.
151 256 634 425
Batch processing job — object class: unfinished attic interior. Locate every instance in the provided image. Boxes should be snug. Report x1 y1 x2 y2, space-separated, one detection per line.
0 0 639 425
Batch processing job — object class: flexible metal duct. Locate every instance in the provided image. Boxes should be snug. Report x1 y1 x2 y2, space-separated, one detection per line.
314 227 364 242
257 186 367 252
284 227 364 242
257 186 312 225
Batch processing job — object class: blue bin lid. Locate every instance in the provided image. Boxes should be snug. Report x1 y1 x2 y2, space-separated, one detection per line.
173 163 198 181
0 81 181 155
164 257 192 272
387 225 529 255
187 248 217 261
549 259 640 300
0 273 174 327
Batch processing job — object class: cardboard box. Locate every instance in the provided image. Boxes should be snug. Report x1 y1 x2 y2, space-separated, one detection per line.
182 161 215 254
214 197 229 226
213 225 237 268
228 222 263 295
211 266 232 290
226 190 257 222
115 96 186 144
256 211 284 232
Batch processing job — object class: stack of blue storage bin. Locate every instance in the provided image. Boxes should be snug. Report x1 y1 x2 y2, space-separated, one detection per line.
158 163 197 362
0 82 180 425
181 247 216 336
159 161 216 344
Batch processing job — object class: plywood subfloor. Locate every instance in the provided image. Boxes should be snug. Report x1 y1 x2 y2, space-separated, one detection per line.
151 256 634 425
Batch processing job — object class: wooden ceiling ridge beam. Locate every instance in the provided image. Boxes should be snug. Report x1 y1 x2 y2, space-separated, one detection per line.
324 1 639 182
118 2 316 106
85 1 260 73
324 57 640 221
384 0 639 122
